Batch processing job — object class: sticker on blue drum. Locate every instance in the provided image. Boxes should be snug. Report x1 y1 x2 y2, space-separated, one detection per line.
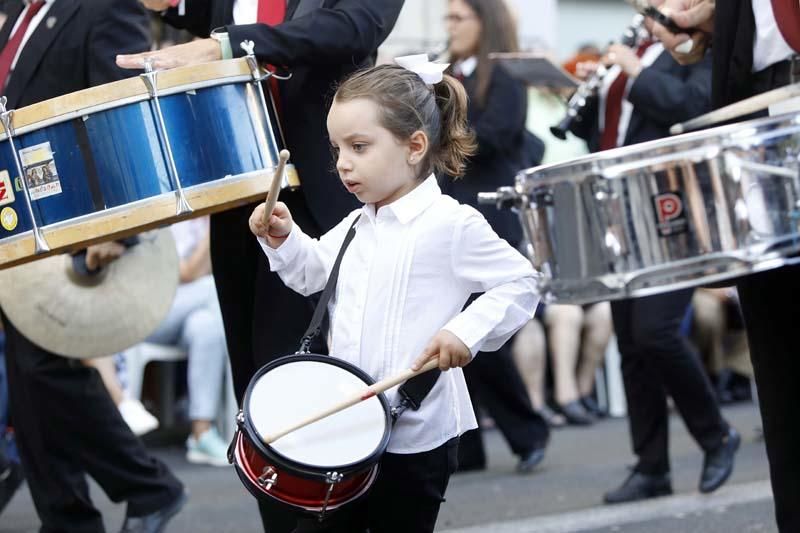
652 191 688 237
0 170 15 206
19 142 61 200
1 206 18 231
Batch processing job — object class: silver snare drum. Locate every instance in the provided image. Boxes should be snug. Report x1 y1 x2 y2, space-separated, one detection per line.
482 112 800 304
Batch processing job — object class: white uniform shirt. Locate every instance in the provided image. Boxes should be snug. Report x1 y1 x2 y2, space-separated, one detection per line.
752 0 796 72
259 176 540 453
8 0 56 74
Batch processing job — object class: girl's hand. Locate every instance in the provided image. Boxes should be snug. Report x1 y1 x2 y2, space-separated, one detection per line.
412 330 471 372
249 201 293 248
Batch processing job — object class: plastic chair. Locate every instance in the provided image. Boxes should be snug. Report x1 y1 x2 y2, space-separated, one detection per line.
121 342 237 441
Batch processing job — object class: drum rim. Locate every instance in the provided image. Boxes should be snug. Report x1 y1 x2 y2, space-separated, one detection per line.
231 432 378 513
0 59 254 137
518 111 800 184
241 353 393 478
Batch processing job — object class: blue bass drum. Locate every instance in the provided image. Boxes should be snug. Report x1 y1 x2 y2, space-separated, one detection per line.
0 59 287 268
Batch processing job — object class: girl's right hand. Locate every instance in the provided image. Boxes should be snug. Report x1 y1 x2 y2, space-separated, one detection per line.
249 201 294 248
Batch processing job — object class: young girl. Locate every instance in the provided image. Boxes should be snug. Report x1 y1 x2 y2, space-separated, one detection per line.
249 59 539 532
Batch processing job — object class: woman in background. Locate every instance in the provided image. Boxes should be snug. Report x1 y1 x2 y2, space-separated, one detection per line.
443 0 549 475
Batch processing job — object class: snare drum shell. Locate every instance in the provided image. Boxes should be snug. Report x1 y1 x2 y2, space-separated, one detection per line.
515 112 800 303
0 59 279 269
242 354 393 480
232 354 392 514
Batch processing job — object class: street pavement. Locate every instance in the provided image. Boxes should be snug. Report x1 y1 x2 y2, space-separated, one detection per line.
1 403 774 532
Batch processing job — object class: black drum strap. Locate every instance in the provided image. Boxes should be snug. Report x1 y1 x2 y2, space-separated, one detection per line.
297 215 360 354
295 215 440 417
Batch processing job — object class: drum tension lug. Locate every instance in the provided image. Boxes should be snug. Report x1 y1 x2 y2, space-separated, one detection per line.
257 466 278 491
319 471 343 522
390 398 412 422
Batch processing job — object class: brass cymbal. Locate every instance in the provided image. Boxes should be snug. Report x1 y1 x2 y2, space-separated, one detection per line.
0 229 178 359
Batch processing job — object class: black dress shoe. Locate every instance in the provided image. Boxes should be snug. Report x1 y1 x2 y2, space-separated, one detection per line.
603 471 672 504
0 462 24 515
558 400 594 426
120 489 188 533
700 427 741 493
516 443 547 474
580 395 608 418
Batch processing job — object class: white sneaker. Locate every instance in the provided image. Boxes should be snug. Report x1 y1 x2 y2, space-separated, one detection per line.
186 427 230 467
118 399 159 436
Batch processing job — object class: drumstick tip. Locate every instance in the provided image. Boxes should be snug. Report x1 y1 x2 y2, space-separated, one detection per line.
279 149 290 162
670 124 684 135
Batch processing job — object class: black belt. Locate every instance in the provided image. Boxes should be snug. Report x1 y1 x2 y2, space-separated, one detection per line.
752 54 800 93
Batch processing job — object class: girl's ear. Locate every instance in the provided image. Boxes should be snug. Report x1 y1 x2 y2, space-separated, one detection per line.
407 130 429 166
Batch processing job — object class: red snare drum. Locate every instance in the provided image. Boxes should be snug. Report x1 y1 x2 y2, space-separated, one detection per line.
230 354 392 517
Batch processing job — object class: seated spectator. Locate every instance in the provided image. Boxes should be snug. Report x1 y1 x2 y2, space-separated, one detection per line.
690 288 753 404
542 303 613 424
84 355 159 436
512 317 566 427
145 217 229 466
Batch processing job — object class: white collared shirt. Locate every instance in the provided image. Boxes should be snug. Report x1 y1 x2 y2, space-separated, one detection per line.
233 0 289 25
752 0 796 72
259 176 539 453
8 0 55 75
453 56 477 78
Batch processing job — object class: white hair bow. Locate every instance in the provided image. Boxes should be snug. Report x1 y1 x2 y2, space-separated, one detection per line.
394 54 450 85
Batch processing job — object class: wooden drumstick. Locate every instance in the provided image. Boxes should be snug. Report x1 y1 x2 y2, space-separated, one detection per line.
670 82 800 135
263 149 291 226
262 359 441 445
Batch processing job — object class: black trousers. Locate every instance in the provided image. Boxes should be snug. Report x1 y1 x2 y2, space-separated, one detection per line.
2 316 183 533
459 342 550 467
610 289 727 475
210 189 325 532
736 264 800 532
258 438 459 533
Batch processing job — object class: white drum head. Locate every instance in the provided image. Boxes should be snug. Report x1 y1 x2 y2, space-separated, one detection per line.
247 359 388 469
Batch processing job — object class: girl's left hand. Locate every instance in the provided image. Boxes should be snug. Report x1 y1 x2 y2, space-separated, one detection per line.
412 330 471 372
604 44 643 78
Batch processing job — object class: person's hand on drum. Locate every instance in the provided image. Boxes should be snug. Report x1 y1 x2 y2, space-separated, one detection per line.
412 330 471 372
250 201 293 248
116 39 221 71
85 242 126 270
648 0 715 65
603 44 644 78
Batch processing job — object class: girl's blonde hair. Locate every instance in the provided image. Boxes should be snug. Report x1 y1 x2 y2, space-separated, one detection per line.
334 64 477 178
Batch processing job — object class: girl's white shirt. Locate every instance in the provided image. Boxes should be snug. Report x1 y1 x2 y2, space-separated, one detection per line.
258 176 540 454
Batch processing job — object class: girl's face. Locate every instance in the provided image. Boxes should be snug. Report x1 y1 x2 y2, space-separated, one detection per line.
446 0 482 60
327 97 426 210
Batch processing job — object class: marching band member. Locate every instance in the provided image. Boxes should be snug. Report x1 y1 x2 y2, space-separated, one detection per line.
653 1 800 530
0 0 186 531
569 28 740 504
442 0 550 475
248 60 539 532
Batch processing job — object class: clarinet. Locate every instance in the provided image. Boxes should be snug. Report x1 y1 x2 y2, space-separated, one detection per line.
549 13 646 140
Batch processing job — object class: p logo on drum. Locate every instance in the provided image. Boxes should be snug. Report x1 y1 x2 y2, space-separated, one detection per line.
652 191 688 237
